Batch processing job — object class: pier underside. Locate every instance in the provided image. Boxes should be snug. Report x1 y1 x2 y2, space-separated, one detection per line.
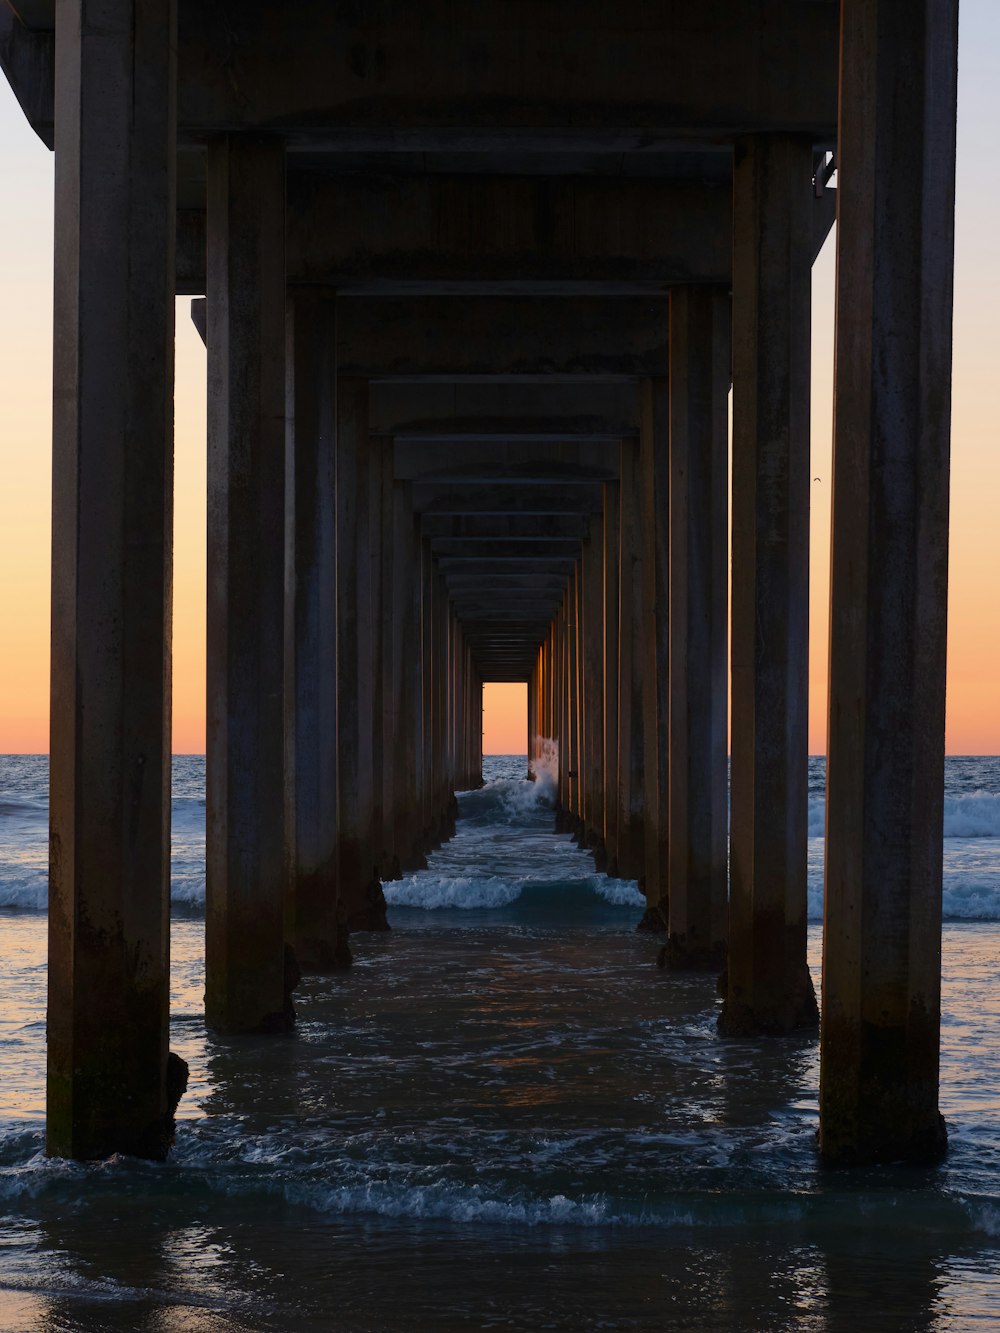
0 0 958 1168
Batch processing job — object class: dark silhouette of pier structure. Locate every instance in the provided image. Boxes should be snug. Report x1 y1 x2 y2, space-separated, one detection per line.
1 0 957 1167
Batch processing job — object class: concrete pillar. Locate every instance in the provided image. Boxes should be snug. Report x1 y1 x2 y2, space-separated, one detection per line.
47 0 180 1160
435 572 454 835
205 136 293 1033
379 440 399 878
419 541 435 849
392 484 422 868
602 482 621 875
527 665 538 776
722 135 817 1035
337 376 387 931
367 437 385 880
566 564 582 832
555 598 569 814
582 515 605 862
639 380 669 929
284 290 346 971
617 439 646 883
399 509 426 868
819 0 958 1166
662 286 730 970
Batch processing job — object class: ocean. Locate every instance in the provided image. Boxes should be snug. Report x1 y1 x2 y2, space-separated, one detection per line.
1 754 999 1330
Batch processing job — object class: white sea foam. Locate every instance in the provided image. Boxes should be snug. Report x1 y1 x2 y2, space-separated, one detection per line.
806 789 1000 840
529 737 559 804
591 877 645 907
383 874 523 910
289 1179 633 1227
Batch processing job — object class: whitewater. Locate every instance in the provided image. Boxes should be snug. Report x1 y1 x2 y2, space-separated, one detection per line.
2 754 1000 916
2 754 1000 1329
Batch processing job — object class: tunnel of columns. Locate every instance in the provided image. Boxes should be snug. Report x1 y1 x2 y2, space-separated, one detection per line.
0 0 957 1170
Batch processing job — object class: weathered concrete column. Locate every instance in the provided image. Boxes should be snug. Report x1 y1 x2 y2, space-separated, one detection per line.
419 541 435 849
602 482 621 875
367 439 384 880
722 135 817 1034
391 484 421 869
819 0 958 1165
617 439 646 883
435 571 454 835
284 290 346 971
336 376 387 931
205 136 293 1033
527 665 539 777
662 286 730 970
639 380 669 929
566 564 582 832
397 506 426 868
379 440 399 878
582 516 606 862
47 0 180 1160
555 598 569 814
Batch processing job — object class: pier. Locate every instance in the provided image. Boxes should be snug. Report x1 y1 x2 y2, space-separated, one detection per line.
0 0 958 1168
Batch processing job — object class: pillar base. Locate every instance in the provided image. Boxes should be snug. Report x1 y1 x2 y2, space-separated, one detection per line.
347 879 391 932
255 947 302 1033
656 936 727 972
819 1111 947 1169
298 925 353 973
819 1012 948 1166
717 963 819 1036
110 1051 188 1164
636 904 667 933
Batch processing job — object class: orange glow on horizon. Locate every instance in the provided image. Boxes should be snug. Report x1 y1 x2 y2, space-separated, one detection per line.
482 682 527 755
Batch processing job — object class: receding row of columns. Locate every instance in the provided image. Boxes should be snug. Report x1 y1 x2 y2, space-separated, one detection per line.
529 287 730 982
46 0 957 1171
47 63 484 1151
529 0 958 1167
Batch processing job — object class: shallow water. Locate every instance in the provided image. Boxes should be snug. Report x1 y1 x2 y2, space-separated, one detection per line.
1 756 1000 1330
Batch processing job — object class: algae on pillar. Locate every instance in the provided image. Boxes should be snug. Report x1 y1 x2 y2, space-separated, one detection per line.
820 0 958 1166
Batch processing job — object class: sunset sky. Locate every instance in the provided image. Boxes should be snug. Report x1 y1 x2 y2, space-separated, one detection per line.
1 6 998 756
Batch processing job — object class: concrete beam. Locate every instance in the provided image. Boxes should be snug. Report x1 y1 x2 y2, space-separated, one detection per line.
412 484 605 515
372 382 639 439
430 539 581 560
174 176 833 296
437 558 575 575
422 515 588 541
174 174 730 293
175 1 838 143
2 1 840 146
343 297 667 379
393 440 619 484
0 4 53 146
443 575 571 592
194 296 666 378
